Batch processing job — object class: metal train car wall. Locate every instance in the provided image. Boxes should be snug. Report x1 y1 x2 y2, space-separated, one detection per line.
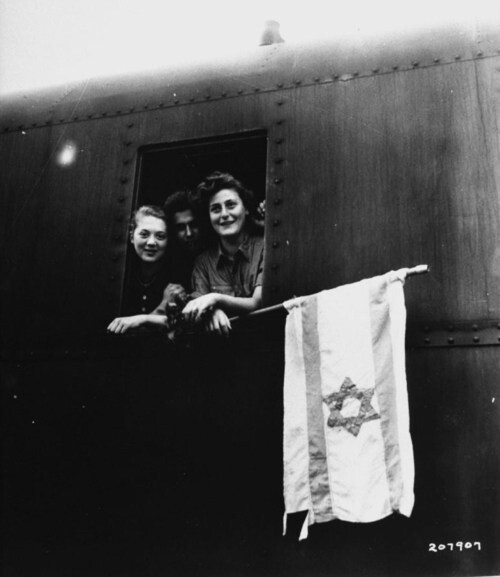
1 20 500 577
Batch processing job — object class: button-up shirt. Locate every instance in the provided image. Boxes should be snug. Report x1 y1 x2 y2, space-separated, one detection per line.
191 235 264 298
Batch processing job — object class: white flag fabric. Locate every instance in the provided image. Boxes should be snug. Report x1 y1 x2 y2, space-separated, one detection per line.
283 270 414 540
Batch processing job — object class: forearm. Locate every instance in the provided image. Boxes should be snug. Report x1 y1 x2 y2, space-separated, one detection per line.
182 287 262 323
144 313 170 328
107 313 169 334
212 288 262 316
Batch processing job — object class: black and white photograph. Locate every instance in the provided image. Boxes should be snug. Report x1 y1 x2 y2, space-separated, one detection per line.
1 1 500 576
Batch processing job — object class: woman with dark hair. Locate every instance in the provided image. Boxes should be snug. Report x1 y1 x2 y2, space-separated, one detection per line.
107 205 186 334
182 171 264 335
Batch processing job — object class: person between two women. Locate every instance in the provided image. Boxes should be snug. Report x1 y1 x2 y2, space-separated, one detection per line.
182 171 264 336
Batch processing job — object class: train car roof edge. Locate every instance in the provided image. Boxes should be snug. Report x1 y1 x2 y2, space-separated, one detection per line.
1 21 499 131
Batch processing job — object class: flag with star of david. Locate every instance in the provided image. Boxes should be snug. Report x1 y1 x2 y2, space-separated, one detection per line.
283 270 415 540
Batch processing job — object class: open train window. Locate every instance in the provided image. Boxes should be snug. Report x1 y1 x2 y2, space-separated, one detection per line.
135 130 267 207
122 130 268 317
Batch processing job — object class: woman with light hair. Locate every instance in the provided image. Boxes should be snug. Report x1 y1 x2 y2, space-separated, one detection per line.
107 205 186 334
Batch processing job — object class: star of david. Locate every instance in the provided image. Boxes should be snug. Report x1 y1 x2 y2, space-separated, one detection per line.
323 377 380 436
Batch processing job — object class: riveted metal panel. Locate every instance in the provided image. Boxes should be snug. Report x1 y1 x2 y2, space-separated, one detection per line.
406 345 500 536
0 89 289 342
407 320 500 347
265 56 500 325
2 51 500 340
0 117 139 342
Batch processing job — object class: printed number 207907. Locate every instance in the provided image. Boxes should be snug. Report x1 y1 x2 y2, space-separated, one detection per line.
429 542 481 553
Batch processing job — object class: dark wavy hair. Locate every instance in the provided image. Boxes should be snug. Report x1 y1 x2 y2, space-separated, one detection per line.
129 205 167 241
163 189 200 242
195 171 258 240
164 189 195 223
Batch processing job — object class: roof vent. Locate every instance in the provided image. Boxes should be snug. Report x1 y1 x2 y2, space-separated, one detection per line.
259 20 284 46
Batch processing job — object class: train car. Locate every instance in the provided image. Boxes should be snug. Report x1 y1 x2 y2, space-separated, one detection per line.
1 17 500 577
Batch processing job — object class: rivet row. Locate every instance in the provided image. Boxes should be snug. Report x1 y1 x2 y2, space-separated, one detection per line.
0 52 489 133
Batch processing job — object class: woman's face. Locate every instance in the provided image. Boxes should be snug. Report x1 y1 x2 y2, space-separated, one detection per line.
132 215 168 263
208 188 248 240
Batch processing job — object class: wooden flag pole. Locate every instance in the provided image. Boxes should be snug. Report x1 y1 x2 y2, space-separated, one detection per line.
230 265 430 322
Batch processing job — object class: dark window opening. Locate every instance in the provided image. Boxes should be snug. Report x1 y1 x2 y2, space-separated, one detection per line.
135 130 267 207
122 130 268 316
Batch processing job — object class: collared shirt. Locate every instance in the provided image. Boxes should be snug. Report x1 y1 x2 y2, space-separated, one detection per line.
191 235 264 298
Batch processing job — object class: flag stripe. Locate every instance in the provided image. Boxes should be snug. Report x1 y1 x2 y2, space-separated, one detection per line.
283 306 311 515
369 279 404 510
302 295 334 520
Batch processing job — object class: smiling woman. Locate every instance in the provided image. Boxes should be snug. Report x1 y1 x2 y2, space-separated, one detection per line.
107 205 186 334
182 171 264 336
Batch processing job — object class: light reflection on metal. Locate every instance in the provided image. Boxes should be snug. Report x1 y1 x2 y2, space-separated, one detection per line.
56 140 78 167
